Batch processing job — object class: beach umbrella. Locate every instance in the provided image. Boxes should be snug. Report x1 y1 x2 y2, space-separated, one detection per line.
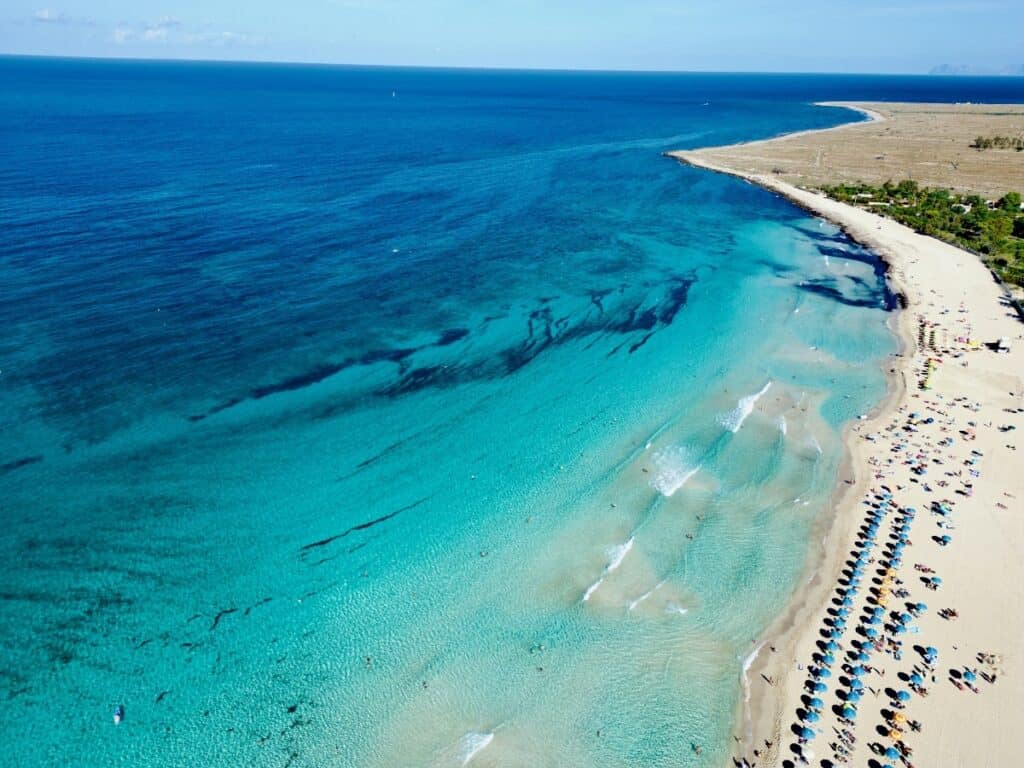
823 653 835 665
916 602 927 612
850 665 864 676
888 728 903 739
800 727 815 740
866 628 879 639
910 673 923 686
964 670 977 683
842 597 853 607
926 646 938 656
895 625 908 634
896 690 911 702
868 616 881 625
885 747 900 759
826 641 839 651
858 652 871 662
809 697 824 709
846 690 862 703
817 668 832 679
805 711 820 724
850 676 864 689
899 612 911 623
893 712 907 724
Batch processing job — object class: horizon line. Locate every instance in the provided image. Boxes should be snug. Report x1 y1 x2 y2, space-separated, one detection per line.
4 51 1024 79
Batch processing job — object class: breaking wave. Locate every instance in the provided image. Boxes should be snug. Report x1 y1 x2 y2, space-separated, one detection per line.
721 381 772 433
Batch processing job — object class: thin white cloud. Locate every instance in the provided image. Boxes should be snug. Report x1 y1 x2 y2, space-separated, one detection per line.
112 17 259 47
33 9 67 23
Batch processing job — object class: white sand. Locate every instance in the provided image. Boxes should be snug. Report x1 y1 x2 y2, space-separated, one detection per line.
669 139 1024 768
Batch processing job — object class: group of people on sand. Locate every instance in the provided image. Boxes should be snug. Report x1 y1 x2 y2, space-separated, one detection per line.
730 307 1017 768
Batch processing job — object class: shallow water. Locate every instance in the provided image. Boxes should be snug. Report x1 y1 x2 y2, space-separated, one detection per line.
2 60 1021 766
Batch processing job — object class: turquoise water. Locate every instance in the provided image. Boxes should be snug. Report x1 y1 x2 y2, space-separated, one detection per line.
3 60 1021 766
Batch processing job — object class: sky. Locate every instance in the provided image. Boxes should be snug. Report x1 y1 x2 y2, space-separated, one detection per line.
1 0 1022 74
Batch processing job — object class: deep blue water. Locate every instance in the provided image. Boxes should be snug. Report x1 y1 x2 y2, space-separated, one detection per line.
1 58 1021 767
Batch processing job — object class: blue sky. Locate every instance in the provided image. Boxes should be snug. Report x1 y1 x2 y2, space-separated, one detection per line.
2 0 1022 73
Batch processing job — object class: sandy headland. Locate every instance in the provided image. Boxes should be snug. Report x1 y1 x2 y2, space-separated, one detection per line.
669 103 1024 768
677 101 1024 199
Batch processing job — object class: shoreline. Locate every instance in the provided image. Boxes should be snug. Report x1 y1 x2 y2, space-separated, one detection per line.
668 104 1024 767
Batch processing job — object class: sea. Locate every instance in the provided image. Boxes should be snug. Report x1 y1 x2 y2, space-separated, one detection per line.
1 57 1022 767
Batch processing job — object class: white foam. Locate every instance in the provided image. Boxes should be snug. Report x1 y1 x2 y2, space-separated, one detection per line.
665 602 689 617
628 579 666 611
721 381 772 433
809 434 823 455
583 538 634 602
777 415 787 435
650 446 699 497
606 538 633 574
459 732 494 766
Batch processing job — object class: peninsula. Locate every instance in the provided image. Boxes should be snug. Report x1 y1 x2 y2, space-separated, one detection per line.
671 103 1024 768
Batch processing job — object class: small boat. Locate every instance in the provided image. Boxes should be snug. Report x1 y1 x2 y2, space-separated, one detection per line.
113 705 124 725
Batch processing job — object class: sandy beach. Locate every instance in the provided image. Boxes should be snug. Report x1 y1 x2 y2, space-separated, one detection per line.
670 105 1024 768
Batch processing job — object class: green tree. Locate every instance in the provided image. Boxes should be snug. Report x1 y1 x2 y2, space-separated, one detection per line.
998 191 1022 211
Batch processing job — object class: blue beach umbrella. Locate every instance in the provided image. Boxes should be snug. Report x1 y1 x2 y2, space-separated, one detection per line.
842 597 853 606
858 652 871 662
823 653 835 665
895 625 908 634
817 668 832 679
926 646 938 656
846 690 862 703
964 670 977 683
826 641 839 651
809 697 824 709
916 602 927 612
866 629 878 638
850 665 864 676
842 706 858 721
813 682 827 693
805 711 820 724
896 690 911 702
800 727 815 740
850 676 864 689
885 747 900 759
